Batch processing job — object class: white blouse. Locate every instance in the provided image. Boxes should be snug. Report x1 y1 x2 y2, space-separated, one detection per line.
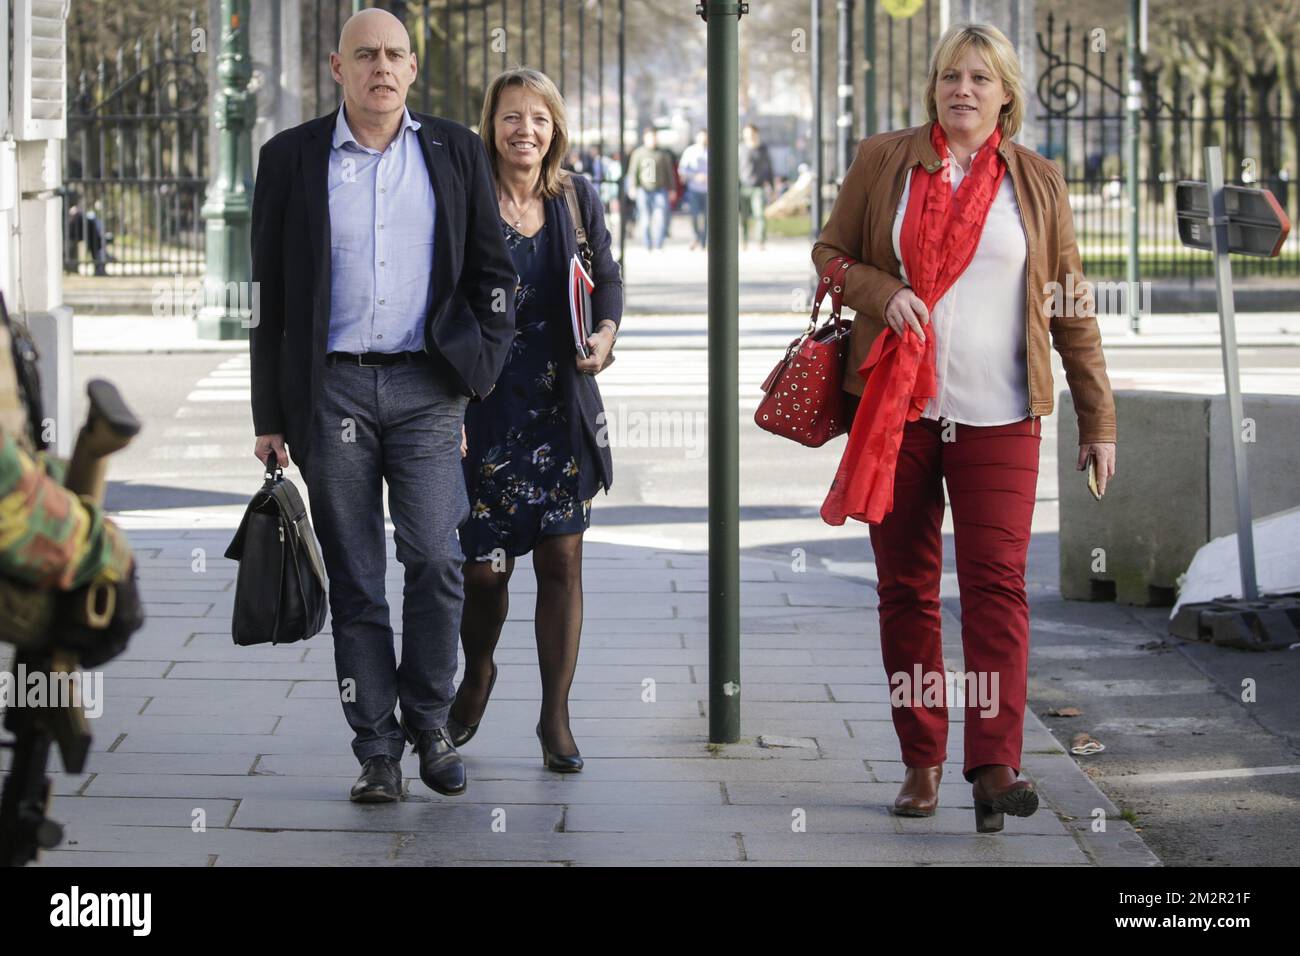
890 149 1030 426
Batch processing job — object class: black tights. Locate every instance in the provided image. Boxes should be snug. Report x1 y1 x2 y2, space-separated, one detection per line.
454 533 584 755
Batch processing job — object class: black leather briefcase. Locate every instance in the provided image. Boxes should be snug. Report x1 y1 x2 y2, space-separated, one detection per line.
224 455 328 645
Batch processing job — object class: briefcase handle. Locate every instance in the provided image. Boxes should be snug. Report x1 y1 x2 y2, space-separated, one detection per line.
264 451 283 483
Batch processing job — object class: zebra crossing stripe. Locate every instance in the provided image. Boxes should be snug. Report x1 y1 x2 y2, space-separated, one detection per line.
1106 765 1300 785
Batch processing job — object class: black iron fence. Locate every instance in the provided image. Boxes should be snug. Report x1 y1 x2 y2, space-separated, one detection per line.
64 12 208 277
73 4 1290 281
304 0 629 254
822 4 1297 280
1036 13 1297 279
64 2 629 277
871 0 941 135
303 1 626 161
304 1 630 255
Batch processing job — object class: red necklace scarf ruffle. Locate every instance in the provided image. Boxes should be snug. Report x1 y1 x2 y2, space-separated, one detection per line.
821 121 1008 525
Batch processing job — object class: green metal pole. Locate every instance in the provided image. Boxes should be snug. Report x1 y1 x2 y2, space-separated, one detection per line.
198 0 255 340
1125 0 1142 334
618 0 626 271
700 0 744 744
835 0 854 180
811 0 823 241
863 0 876 137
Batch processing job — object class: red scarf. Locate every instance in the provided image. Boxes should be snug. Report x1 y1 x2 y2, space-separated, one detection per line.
821 122 1008 526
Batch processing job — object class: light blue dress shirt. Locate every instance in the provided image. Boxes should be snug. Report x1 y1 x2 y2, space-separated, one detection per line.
327 104 437 354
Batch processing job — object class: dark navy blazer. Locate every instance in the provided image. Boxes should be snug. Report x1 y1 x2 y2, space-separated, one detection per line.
542 172 625 499
249 107 518 471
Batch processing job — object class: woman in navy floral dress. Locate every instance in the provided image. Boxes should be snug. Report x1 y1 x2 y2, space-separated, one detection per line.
450 68 623 772
460 214 590 558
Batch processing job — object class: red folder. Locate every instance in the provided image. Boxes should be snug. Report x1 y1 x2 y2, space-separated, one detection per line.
568 253 595 358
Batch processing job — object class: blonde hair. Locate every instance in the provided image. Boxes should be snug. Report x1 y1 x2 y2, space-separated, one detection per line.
478 67 570 199
924 23 1025 141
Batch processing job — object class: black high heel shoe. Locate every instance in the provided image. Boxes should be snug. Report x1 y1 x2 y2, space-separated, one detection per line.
447 662 498 748
535 721 583 773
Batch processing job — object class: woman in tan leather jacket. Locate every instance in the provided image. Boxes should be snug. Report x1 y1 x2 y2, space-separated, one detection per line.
812 23 1117 833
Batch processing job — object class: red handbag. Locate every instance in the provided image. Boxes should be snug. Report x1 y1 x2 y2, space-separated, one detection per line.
754 255 855 447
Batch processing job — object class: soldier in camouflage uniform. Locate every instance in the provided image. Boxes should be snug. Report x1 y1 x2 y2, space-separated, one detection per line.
0 292 141 867
0 294 138 657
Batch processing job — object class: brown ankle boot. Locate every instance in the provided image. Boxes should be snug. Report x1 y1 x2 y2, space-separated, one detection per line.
971 764 1038 832
892 765 942 817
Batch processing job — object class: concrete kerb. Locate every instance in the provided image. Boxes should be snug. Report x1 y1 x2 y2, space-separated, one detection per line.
1021 746 1161 867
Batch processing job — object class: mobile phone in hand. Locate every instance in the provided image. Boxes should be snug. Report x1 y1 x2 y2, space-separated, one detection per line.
1086 454 1103 500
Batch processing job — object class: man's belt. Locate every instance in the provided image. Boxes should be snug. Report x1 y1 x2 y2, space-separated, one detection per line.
326 350 430 367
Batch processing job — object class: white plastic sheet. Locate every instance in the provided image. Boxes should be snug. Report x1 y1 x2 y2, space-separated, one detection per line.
1171 505 1300 617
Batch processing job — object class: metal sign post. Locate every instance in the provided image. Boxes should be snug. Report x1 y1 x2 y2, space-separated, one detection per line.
1168 147 1298 649
1125 0 1146 334
1202 146 1258 601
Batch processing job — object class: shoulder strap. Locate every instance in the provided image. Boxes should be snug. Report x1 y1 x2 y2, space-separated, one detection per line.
561 177 592 268
811 256 854 326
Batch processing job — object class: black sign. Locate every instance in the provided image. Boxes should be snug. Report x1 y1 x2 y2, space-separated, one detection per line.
1175 182 1292 258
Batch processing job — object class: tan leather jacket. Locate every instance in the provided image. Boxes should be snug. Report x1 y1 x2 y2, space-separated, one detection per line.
812 124 1117 445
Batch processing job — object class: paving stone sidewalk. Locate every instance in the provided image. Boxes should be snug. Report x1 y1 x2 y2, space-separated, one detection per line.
9 524 1157 867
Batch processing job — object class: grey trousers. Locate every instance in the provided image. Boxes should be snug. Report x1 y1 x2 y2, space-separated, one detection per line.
300 359 470 764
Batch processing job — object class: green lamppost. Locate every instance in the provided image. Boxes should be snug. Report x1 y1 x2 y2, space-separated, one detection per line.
698 0 747 745
198 0 255 340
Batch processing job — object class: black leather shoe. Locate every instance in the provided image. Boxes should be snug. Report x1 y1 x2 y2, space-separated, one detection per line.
447 662 499 748
536 722 584 773
350 755 403 803
402 720 467 796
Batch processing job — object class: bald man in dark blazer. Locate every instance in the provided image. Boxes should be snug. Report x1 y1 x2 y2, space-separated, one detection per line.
249 8 516 802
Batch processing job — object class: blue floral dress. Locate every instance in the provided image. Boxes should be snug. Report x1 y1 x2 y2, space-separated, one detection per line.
459 212 592 561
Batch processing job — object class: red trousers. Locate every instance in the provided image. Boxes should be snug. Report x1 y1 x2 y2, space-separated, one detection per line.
867 415 1041 783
